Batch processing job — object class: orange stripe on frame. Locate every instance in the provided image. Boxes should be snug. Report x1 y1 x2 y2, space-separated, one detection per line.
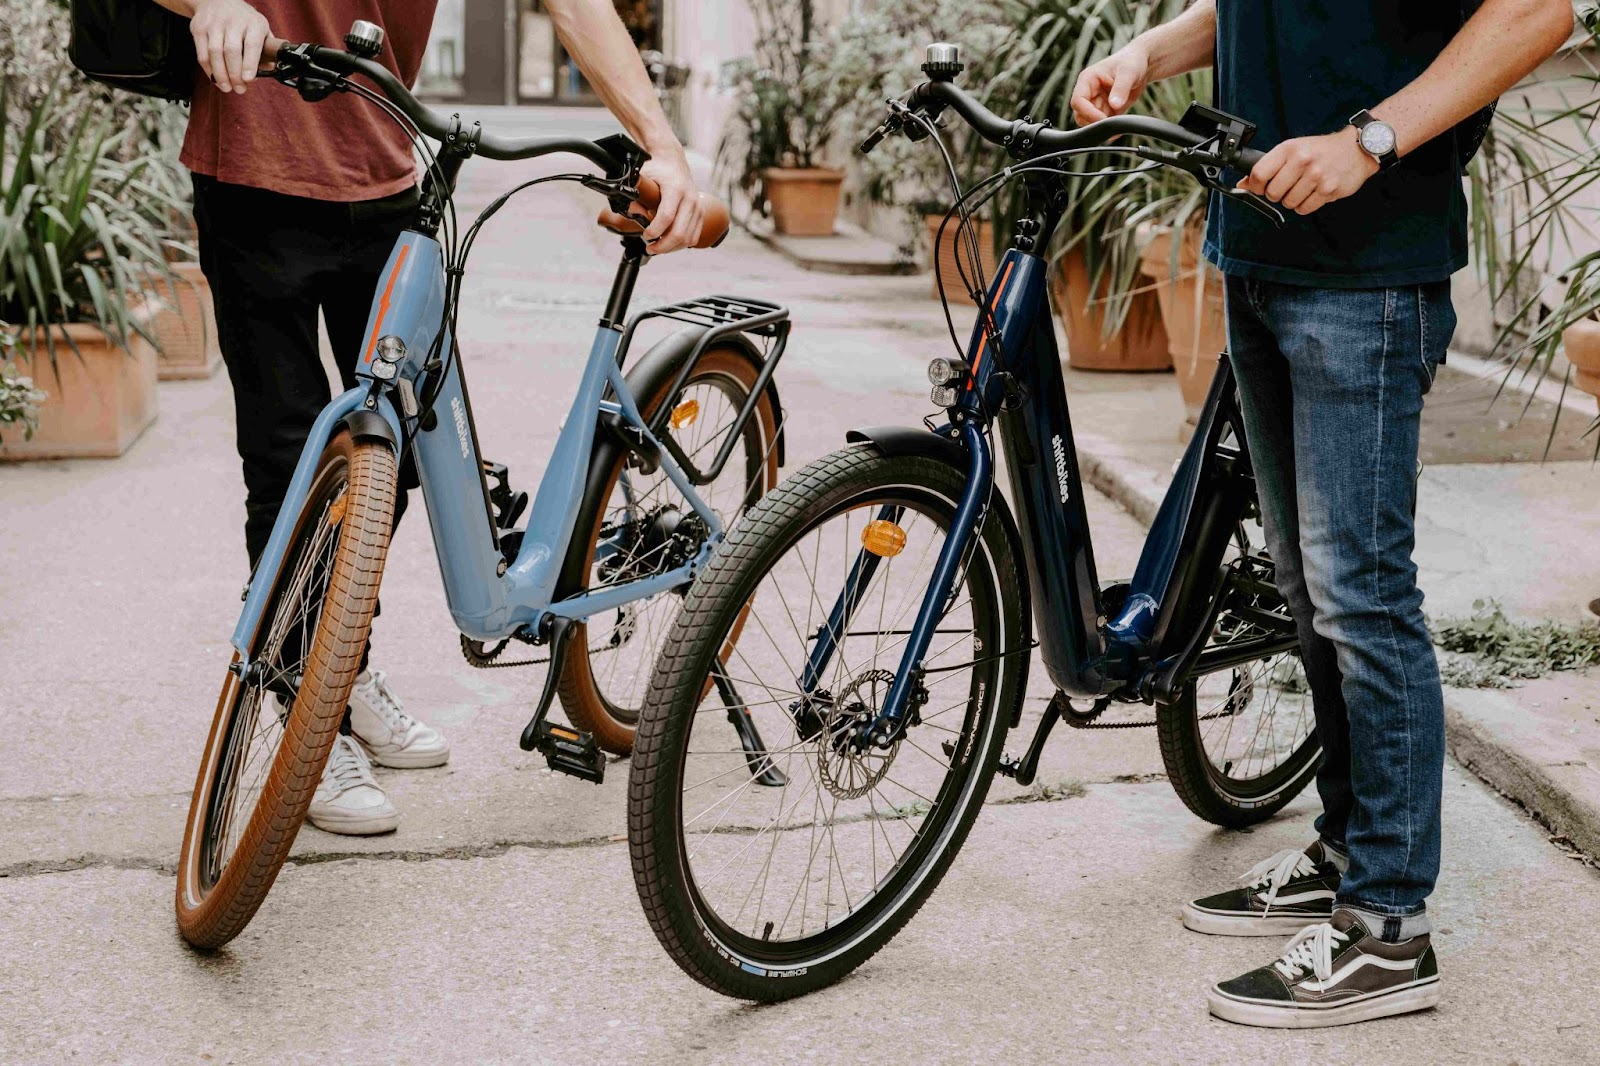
364 243 412 364
967 259 1016 390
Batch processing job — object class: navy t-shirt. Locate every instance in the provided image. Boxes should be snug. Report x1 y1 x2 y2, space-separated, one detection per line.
1203 1 1470 288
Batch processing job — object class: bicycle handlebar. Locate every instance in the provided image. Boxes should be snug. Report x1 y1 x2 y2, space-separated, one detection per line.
262 37 730 249
909 80 1265 171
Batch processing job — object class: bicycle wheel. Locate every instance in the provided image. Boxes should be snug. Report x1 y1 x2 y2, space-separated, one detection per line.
629 446 1025 1001
1157 513 1320 828
558 346 779 754
175 431 397 949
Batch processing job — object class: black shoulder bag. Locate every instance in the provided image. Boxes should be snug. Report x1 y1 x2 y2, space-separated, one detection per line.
67 0 198 102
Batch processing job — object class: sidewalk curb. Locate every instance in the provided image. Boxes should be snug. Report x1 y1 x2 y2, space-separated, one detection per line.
1074 427 1600 859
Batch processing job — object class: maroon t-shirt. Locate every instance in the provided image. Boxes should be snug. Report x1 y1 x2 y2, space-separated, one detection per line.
181 2 438 201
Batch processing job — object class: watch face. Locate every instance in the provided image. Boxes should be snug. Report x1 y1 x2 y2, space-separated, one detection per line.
1360 121 1397 157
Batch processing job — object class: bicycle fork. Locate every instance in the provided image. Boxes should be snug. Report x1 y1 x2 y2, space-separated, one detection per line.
800 418 995 750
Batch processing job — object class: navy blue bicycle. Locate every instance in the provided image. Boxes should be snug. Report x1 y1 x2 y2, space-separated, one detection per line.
626 43 1318 1001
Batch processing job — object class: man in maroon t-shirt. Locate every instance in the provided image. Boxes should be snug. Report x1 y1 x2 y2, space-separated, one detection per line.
158 0 710 834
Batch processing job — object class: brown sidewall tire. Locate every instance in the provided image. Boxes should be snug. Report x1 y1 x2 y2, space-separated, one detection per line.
557 347 778 755
175 433 397 950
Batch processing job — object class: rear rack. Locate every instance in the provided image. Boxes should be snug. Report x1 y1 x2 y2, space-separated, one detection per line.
615 294 791 485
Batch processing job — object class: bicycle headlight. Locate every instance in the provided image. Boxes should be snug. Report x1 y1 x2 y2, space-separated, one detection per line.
374 335 407 364
928 357 968 387
369 358 399 381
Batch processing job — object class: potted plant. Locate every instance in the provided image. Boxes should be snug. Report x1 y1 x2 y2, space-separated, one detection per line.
978 0 1209 371
140 102 221 380
0 340 47 445
1139 220 1225 437
0 77 174 460
717 0 870 236
828 0 1008 302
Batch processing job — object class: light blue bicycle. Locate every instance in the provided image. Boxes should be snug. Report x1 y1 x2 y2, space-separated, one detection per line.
175 27 789 949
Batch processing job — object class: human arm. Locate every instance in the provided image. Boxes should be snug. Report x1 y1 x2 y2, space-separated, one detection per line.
1239 0 1574 215
153 0 271 96
544 0 704 252
1070 0 1215 125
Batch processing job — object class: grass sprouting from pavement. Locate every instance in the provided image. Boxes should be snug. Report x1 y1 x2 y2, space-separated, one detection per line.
1433 600 1600 689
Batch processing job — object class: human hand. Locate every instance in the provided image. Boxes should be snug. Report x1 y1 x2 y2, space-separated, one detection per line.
634 149 705 254
191 0 272 94
1070 45 1150 125
1237 130 1380 216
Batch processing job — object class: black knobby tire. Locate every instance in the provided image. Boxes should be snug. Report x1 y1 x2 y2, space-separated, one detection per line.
175 432 397 949
628 446 1025 1001
1155 522 1320 828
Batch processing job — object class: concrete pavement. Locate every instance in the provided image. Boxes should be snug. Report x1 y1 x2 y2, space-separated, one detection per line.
4 107 1599 1063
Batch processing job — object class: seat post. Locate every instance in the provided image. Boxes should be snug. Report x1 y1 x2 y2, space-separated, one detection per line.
599 235 650 333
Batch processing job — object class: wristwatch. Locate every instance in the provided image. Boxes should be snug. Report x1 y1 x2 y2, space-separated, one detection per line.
1349 110 1400 171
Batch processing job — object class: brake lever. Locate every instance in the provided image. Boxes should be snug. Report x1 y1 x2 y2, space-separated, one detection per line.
1215 185 1285 227
1135 144 1285 228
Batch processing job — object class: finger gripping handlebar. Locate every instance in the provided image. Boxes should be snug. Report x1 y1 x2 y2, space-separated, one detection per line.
595 177 731 250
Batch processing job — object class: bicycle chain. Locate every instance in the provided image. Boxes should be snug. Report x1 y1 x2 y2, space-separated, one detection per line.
460 635 550 669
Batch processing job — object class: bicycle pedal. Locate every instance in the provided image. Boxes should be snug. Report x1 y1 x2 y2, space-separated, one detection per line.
530 721 605 785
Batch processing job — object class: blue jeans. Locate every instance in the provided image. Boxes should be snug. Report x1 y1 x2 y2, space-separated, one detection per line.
1225 276 1452 940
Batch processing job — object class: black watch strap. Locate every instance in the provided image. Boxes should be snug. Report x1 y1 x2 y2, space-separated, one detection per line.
1349 109 1401 171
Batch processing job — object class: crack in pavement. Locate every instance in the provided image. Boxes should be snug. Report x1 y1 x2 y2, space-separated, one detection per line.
0 774 1130 882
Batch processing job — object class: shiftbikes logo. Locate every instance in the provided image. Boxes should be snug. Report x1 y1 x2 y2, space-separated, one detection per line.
1051 434 1071 505
451 396 470 459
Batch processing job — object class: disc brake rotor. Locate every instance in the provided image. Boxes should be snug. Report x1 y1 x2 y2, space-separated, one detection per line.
817 669 900 800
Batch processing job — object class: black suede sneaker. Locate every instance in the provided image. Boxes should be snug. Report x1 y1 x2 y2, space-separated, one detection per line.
1183 841 1342 936
1207 908 1440 1029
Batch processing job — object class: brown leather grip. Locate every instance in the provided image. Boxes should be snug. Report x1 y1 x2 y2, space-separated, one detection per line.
596 176 731 250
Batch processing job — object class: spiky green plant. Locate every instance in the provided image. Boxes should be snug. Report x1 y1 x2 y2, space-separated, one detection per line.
0 74 180 373
977 0 1206 338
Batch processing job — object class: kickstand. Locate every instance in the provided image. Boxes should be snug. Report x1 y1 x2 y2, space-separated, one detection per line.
997 693 1063 787
519 616 605 784
711 657 787 788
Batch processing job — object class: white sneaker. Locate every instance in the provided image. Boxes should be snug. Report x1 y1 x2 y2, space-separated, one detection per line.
347 669 451 769
307 734 399 835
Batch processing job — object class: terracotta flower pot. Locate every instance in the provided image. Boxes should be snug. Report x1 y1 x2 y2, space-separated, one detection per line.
1050 249 1171 371
152 261 221 380
763 167 844 236
1563 316 1600 412
0 319 158 460
1140 226 1227 437
925 215 999 307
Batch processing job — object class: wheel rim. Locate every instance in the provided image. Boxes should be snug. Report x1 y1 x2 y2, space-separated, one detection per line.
1192 520 1318 800
582 371 773 724
198 465 349 891
673 487 1004 965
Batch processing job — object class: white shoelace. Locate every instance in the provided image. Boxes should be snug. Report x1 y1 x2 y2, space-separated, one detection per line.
360 670 416 733
322 736 377 795
1272 922 1351 983
1239 847 1319 914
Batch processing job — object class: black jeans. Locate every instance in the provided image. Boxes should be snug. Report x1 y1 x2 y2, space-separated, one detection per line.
192 174 419 566
194 176 420 676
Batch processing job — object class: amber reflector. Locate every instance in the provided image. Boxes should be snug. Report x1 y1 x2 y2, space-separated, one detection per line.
326 494 347 526
861 519 907 557
670 398 700 429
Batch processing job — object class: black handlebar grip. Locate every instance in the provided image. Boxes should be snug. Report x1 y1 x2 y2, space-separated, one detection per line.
1233 146 1266 172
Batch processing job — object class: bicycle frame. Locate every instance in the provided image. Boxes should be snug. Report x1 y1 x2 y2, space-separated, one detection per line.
231 228 741 661
818 227 1288 746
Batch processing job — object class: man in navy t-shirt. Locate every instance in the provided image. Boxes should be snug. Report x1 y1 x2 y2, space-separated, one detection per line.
1072 0 1572 1029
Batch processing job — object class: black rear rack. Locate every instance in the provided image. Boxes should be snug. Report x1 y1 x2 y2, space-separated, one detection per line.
615 294 790 485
